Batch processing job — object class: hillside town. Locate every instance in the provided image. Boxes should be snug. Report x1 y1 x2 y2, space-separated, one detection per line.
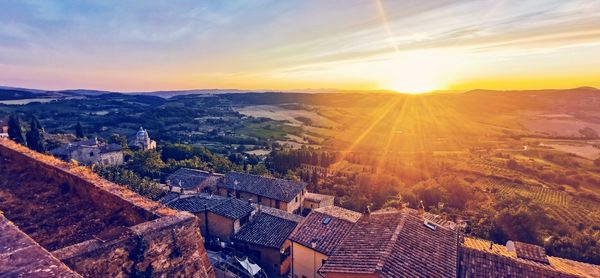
1 114 600 277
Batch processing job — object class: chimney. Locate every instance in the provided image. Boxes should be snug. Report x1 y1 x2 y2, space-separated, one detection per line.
418 200 425 216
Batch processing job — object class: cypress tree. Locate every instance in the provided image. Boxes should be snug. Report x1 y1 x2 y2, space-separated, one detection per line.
75 122 85 138
7 114 25 144
26 116 45 152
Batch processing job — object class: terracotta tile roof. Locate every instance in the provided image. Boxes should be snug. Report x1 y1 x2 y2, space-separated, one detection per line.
258 205 305 223
514 241 550 264
304 192 335 203
166 194 253 220
423 212 458 230
222 172 306 202
320 208 458 277
313 206 362 223
233 212 299 249
166 168 222 190
460 237 600 278
289 207 360 256
157 191 181 204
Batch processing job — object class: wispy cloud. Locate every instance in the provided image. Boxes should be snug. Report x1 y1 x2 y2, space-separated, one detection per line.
0 0 599 91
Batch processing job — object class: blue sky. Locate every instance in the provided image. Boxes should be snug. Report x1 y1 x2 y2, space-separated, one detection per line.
1 0 599 92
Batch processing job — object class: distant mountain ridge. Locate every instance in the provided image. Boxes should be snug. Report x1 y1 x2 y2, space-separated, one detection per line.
0 85 597 100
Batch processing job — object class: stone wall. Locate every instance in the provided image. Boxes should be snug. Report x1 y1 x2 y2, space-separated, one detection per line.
0 138 215 277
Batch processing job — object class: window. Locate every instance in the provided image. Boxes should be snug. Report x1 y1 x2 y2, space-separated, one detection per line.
275 200 280 209
280 247 291 260
321 259 327 265
258 196 262 203
89 151 94 156
295 196 298 202
236 191 240 198
240 215 249 225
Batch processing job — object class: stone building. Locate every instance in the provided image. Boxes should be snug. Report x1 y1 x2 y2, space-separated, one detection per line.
50 137 124 166
319 208 458 278
130 127 156 150
233 206 304 278
165 194 254 244
302 192 335 215
166 168 223 193
0 116 8 138
459 237 600 277
219 172 307 214
289 206 361 278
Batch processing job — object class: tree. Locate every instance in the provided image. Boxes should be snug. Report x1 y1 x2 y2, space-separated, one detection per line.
109 133 128 148
75 122 85 138
7 114 25 144
130 150 165 178
26 116 45 152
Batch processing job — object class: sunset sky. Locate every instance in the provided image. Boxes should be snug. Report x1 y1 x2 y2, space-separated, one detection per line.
1 0 600 93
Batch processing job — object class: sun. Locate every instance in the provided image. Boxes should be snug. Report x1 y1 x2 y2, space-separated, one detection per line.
375 49 466 94
382 78 440 94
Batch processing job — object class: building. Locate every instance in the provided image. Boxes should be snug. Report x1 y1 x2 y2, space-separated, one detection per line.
219 172 307 214
460 237 600 277
130 126 156 150
302 192 335 215
319 208 459 278
0 116 8 138
165 194 254 244
289 206 362 278
166 168 224 193
50 137 124 166
233 206 304 277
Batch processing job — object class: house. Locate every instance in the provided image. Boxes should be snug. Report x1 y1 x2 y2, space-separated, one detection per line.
0 116 8 138
289 206 361 278
165 194 254 244
166 168 223 193
130 126 156 150
50 137 124 166
302 192 335 215
460 237 600 277
233 206 304 278
319 208 459 278
219 172 307 214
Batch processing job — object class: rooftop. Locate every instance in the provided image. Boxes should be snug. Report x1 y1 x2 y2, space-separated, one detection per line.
166 194 254 220
304 192 335 203
222 172 306 202
461 237 600 278
50 138 122 157
313 205 362 223
166 168 222 190
289 206 361 256
320 208 458 277
233 212 300 249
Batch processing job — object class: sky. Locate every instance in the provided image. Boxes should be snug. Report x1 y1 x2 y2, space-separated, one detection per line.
1 0 600 93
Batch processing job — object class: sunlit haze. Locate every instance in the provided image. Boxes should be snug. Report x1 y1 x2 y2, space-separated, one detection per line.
1 0 600 93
